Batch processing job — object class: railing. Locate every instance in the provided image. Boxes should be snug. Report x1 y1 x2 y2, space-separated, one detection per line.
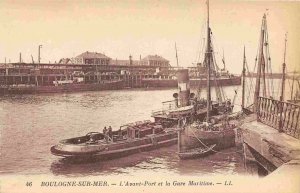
152 100 178 117
151 109 166 116
257 97 300 139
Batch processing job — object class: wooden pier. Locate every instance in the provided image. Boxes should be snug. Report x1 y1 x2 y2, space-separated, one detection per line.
0 62 241 95
239 97 300 178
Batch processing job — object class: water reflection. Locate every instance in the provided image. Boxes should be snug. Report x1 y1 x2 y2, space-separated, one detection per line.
0 88 256 177
50 145 247 177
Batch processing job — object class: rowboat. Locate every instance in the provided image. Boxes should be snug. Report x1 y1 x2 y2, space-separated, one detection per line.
178 144 216 159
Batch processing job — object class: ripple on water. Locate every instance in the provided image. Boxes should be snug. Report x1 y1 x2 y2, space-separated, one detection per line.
0 88 254 177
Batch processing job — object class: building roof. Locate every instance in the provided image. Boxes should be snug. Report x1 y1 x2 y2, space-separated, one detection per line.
141 55 169 62
58 58 74 64
76 51 111 59
110 59 140 66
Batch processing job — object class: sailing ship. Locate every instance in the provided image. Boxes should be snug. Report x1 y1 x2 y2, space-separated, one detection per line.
177 0 237 158
152 19 233 128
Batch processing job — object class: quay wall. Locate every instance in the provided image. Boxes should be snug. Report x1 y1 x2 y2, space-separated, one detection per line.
239 97 300 176
0 74 240 87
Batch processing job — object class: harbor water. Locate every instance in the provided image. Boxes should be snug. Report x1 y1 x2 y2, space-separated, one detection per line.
0 82 277 177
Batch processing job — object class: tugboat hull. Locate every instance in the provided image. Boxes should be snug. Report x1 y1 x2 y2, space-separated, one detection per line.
51 129 177 161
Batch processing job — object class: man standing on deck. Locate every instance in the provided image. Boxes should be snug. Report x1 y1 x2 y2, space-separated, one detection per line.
103 126 108 142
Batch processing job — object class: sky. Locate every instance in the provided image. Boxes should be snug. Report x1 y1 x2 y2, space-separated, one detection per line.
0 0 299 74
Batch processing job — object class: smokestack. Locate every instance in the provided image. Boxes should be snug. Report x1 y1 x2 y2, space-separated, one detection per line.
177 69 190 107
129 55 132 65
19 52 22 63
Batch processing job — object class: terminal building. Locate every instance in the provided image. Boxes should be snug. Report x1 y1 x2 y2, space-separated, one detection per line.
140 55 170 67
59 52 170 68
73 51 111 65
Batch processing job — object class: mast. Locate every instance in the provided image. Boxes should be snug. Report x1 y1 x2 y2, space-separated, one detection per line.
262 55 267 97
281 33 287 102
297 80 300 99
261 15 267 98
222 49 226 70
175 42 179 67
254 14 266 113
279 34 287 133
242 46 246 109
31 55 34 64
206 0 211 122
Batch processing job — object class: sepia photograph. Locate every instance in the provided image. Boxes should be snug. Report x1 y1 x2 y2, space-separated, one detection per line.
0 0 299 192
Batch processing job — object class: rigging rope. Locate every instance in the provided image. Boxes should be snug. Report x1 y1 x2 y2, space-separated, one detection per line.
246 80 253 107
232 86 240 107
197 75 203 99
210 36 227 102
265 19 275 98
195 18 207 64
245 58 255 106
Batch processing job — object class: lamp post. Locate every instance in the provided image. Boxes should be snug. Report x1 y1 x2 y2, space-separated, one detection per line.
38 45 43 64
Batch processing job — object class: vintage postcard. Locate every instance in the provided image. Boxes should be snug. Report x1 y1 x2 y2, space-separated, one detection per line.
0 0 299 193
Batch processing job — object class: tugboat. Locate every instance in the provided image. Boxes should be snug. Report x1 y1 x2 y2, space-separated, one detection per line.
177 0 237 159
50 69 201 161
51 120 177 161
50 65 229 161
151 69 233 128
152 69 208 128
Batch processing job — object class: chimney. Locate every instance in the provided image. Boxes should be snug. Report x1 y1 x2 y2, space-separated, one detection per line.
129 55 132 65
177 69 190 107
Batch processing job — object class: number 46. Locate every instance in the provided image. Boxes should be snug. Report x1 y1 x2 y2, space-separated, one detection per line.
26 182 32 187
